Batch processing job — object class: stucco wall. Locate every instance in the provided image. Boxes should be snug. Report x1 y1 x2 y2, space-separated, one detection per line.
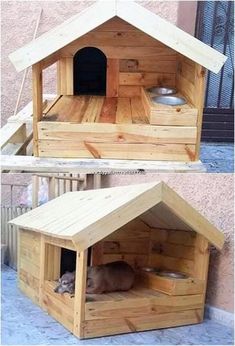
1 0 197 125
102 173 234 313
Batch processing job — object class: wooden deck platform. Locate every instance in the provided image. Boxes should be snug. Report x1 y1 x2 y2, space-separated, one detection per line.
1 95 206 172
43 95 149 124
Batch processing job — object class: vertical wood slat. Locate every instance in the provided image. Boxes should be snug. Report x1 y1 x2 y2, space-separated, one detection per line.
57 57 74 95
194 64 206 160
32 175 39 208
194 234 210 320
106 59 119 97
1 206 32 269
73 250 88 338
32 63 43 156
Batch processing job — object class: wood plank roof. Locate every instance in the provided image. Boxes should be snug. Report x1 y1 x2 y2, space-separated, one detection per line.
9 0 227 73
9 181 225 250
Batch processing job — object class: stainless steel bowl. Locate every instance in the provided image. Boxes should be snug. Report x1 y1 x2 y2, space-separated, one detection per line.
157 271 188 279
141 267 158 273
147 87 177 95
152 95 187 106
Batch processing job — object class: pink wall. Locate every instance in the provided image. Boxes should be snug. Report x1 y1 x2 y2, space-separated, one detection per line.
102 173 234 313
1 0 197 125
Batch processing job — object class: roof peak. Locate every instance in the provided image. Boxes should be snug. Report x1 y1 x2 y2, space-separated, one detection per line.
9 0 226 73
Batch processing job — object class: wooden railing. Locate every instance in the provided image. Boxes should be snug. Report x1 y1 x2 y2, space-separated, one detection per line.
1 173 100 269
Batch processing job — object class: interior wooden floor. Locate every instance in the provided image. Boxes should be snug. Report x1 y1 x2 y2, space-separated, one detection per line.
46 280 165 303
43 95 149 124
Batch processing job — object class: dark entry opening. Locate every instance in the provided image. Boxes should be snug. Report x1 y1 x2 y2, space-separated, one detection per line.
60 247 92 276
73 47 107 95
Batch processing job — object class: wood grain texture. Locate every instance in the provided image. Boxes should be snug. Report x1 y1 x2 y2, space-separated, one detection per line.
106 59 119 97
32 63 43 156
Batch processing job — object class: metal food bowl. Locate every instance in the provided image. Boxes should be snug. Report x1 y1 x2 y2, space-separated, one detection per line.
152 95 187 106
147 87 177 95
157 271 188 279
141 267 158 273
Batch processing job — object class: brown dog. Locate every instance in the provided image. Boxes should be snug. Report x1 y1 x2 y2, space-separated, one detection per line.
54 261 135 295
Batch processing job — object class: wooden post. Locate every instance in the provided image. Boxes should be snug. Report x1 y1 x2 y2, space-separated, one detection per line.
48 176 56 200
194 234 210 321
106 58 119 97
93 174 101 189
32 175 39 208
194 64 206 160
39 235 46 306
57 57 74 95
73 249 88 338
32 63 43 156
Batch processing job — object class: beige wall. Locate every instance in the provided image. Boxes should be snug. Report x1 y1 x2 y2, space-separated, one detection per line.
102 173 234 314
1 0 197 125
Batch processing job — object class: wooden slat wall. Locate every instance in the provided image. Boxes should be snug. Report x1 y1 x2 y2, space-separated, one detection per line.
1 206 32 269
57 57 74 95
92 218 151 269
18 229 41 305
176 56 197 107
56 17 178 97
149 229 197 276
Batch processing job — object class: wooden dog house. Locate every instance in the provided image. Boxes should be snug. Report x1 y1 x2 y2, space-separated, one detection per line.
10 181 224 339
9 1 227 162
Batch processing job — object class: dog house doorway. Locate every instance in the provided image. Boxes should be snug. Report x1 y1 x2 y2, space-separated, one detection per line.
73 47 107 95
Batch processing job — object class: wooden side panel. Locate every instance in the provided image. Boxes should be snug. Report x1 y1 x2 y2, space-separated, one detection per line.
193 64 206 160
18 229 41 304
138 272 204 296
73 250 88 338
42 280 74 333
57 57 73 95
92 218 151 269
83 309 202 338
38 122 197 161
85 293 204 320
176 57 196 106
149 229 197 277
193 234 210 321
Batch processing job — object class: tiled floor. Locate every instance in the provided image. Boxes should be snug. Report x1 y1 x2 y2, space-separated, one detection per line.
201 143 234 173
1 265 234 345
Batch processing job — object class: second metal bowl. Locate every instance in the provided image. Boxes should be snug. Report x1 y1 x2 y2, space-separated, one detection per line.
147 86 177 95
152 95 187 106
157 271 188 279
141 267 158 273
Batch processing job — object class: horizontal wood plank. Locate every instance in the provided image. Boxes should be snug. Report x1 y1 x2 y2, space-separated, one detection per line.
84 309 202 338
38 122 197 144
120 72 175 87
38 141 196 161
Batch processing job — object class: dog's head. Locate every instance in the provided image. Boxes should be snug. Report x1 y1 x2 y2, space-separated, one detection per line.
54 271 75 294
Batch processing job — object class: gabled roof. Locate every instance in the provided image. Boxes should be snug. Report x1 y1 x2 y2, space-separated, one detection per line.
9 0 227 73
9 181 224 250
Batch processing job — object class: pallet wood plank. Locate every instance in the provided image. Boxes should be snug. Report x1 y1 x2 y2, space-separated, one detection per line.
83 309 202 338
38 122 197 144
116 98 132 124
1 155 206 173
81 97 104 123
131 97 149 124
38 141 196 161
107 59 119 97
119 72 175 87
99 98 117 123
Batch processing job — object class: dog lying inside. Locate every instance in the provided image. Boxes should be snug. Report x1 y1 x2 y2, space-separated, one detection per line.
54 261 135 295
